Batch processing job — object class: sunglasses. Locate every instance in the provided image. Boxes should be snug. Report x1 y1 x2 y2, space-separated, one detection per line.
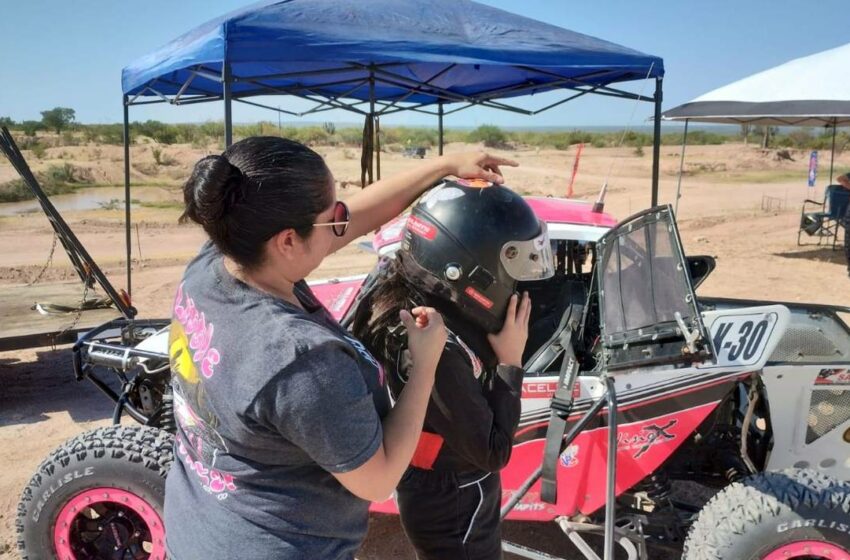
312 200 350 237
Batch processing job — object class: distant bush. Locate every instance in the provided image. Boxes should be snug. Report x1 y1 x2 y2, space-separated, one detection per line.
468 125 507 148
21 121 43 136
152 147 177 166
338 127 363 146
61 131 79 146
30 142 47 159
24 120 778 153
591 137 607 149
134 120 178 144
83 124 125 145
0 164 85 202
44 163 83 185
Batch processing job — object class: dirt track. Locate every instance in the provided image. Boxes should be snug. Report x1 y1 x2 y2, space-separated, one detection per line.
1 142 848 558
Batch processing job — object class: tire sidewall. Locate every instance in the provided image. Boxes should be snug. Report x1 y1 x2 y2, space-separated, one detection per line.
721 505 850 559
20 448 166 559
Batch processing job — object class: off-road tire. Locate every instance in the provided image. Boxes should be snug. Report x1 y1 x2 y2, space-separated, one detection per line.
683 468 850 559
16 425 174 560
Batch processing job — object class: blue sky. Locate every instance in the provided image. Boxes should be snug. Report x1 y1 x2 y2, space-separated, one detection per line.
1 0 847 129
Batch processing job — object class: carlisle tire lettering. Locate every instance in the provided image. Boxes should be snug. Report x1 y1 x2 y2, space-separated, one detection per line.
32 467 95 523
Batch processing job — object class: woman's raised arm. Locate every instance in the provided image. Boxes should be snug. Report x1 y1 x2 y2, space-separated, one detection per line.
328 152 517 255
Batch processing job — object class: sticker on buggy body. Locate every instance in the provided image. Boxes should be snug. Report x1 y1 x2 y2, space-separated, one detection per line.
816 368 850 385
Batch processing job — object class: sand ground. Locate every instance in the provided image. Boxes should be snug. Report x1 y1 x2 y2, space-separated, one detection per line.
1 140 848 559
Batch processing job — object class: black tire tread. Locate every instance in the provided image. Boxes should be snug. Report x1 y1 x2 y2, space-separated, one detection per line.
15 425 174 560
683 468 850 560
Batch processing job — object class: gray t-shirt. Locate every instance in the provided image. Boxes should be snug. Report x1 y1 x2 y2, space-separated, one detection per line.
165 242 389 559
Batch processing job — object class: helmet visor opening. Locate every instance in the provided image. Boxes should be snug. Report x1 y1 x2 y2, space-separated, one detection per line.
499 222 555 281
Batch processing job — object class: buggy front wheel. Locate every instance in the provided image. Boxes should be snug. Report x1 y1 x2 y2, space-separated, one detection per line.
16 425 174 560
683 469 850 560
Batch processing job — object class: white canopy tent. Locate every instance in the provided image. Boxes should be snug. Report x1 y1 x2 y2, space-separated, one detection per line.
662 42 850 211
664 42 850 126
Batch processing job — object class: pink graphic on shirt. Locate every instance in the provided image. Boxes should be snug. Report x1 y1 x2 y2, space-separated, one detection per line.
173 282 221 378
177 432 237 496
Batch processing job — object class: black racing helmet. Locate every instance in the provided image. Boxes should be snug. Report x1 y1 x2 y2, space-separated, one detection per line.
399 178 554 333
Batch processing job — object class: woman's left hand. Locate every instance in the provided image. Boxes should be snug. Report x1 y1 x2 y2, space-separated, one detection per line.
444 151 519 184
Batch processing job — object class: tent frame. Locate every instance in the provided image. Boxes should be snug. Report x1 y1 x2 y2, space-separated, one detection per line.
122 63 664 296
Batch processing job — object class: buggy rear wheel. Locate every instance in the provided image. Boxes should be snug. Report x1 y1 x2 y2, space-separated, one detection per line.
683 469 850 560
16 425 174 560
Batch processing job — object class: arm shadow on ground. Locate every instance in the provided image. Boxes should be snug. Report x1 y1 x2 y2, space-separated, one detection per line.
0 346 119 428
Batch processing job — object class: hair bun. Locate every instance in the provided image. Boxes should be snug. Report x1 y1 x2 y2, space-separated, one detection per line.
181 155 248 226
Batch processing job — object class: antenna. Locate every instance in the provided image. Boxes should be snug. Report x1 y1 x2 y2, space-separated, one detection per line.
592 181 608 213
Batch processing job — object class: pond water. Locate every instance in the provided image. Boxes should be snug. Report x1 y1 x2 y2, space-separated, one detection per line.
0 186 181 216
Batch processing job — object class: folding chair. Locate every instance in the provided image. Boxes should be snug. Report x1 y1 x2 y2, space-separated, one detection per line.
798 184 849 249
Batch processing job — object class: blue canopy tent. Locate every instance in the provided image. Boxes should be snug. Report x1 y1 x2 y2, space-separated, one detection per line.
120 0 664 296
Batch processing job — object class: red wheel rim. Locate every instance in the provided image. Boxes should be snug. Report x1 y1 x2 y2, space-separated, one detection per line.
53 487 165 560
763 540 850 560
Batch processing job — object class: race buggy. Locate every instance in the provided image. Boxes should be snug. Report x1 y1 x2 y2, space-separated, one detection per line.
15 194 850 560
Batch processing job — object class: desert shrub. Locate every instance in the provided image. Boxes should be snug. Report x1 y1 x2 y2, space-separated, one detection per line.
83 124 125 145
61 131 79 146
468 125 507 148
198 121 224 142
152 147 177 166
591 137 607 148
44 163 82 185
298 126 330 145
133 120 179 144
30 142 47 159
21 121 43 136
338 127 363 146
0 178 32 202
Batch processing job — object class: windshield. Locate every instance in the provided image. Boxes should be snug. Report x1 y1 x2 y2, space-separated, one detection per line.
599 207 696 346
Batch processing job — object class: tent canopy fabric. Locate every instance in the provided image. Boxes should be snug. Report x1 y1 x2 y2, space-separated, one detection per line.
122 0 663 111
663 42 850 126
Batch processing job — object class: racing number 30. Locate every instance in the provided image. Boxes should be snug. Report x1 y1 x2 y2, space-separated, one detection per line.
713 319 769 362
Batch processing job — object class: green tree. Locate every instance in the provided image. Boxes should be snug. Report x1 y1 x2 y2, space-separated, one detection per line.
40 107 76 135
0 116 14 128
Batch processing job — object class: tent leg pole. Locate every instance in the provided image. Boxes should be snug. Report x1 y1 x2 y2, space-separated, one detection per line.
830 118 837 184
651 77 663 207
368 72 375 185
122 96 132 298
438 102 444 156
674 119 689 217
375 116 381 181
223 63 233 148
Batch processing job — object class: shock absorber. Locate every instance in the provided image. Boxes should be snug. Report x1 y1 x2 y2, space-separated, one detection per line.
157 389 177 434
642 472 672 502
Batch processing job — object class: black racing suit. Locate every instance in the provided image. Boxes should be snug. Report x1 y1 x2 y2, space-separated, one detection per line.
387 311 524 560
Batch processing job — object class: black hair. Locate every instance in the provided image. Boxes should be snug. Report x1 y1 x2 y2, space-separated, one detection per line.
352 257 415 365
353 255 496 369
181 136 332 268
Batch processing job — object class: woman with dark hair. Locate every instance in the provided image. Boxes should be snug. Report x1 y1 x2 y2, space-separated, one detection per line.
353 179 554 559
164 136 516 560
